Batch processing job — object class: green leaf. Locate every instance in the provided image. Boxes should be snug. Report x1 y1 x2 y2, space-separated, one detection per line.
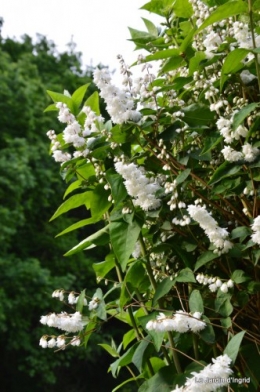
76 289 86 312
112 377 142 392
215 292 233 317
110 344 138 377
84 91 100 115
98 343 119 358
232 103 260 131
153 277 173 306
123 329 136 350
106 169 128 204
200 136 222 155
173 0 193 18
142 17 158 36
132 340 150 372
92 254 116 280
189 290 204 313
141 0 174 16
71 83 90 108
200 315 215 344
44 103 58 112
89 184 111 219
176 268 196 283
65 224 110 256
110 220 141 271
196 1 248 34
161 56 185 74
182 104 214 127
208 161 241 185
220 49 249 90
63 180 82 199
139 314 165 352
145 48 180 62
175 169 191 185
231 226 251 242
189 51 206 75
231 269 248 284
194 251 219 271
138 365 176 392
46 90 74 112
224 331 246 364
50 191 92 221
56 216 99 237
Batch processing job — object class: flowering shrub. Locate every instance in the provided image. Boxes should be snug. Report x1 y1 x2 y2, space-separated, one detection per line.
40 0 260 390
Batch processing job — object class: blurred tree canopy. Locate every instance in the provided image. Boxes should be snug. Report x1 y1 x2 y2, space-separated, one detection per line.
0 30 120 392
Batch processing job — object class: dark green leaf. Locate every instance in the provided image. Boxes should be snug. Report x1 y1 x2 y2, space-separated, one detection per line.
189 290 204 313
232 103 260 131
153 277 173 306
50 191 92 221
176 268 196 283
183 104 214 127
195 251 219 271
176 169 191 185
208 162 241 185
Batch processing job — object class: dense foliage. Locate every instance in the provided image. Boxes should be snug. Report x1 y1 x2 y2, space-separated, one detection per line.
41 0 260 391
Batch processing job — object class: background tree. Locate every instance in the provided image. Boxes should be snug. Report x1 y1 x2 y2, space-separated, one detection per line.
0 30 124 392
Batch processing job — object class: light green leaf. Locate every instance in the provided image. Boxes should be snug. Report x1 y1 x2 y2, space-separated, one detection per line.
106 169 128 204
89 184 111 219
46 90 74 112
110 344 138 377
194 251 219 271
123 329 136 350
76 289 86 312
112 377 142 392
71 83 90 108
110 220 141 271
141 0 174 17
50 191 92 221
173 0 193 18
224 331 246 363
189 290 204 313
65 224 110 256
145 48 180 62
44 103 58 112
161 56 185 74
92 254 115 280
63 180 82 199
56 216 99 237
196 1 248 34
142 17 158 36
84 91 100 115
231 226 251 242
98 343 119 358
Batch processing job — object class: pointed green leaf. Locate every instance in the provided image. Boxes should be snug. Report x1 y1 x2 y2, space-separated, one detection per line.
208 162 241 185
76 289 86 312
153 277 173 306
72 83 90 108
84 91 100 115
176 268 196 283
56 216 100 237
176 169 191 185
65 224 110 256
195 251 219 271
224 331 246 363
50 191 92 221
142 17 158 36
189 290 204 313
220 49 249 90
196 1 248 34
232 103 260 131
92 254 115 280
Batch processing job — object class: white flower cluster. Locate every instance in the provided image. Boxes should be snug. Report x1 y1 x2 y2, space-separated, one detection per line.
40 311 85 333
187 204 233 254
217 117 248 144
221 143 260 162
196 273 234 293
88 297 100 311
251 215 260 245
171 354 233 392
146 311 206 334
114 161 161 211
231 21 260 51
39 335 80 349
93 68 141 124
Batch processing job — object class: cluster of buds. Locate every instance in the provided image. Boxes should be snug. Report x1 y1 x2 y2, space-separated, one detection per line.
196 273 234 293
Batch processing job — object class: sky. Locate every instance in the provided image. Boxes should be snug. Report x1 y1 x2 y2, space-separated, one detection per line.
1 0 162 80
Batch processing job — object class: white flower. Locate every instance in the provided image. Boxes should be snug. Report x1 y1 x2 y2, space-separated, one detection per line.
56 336 66 348
40 311 85 333
240 70 257 84
187 205 233 254
146 311 206 333
251 215 260 245
71 337 81 346
68 292 77 305
220 283 228 293
47 338 56 348
221 146 243 162
88 297 99 310
242 143 260 162
39 336 48 348
115 162 161 211
227 279 234 288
